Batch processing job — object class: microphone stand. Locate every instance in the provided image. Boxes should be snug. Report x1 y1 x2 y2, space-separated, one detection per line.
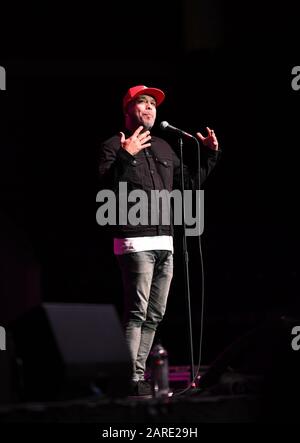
178 137 195 386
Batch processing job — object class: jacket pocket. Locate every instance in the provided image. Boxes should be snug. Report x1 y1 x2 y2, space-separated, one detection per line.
154 156 173 189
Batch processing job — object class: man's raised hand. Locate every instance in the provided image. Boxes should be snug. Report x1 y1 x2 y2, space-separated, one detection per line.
196 126 219 151
120 126 151 155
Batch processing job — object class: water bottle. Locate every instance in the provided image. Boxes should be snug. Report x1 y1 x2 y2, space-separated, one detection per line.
150 343 170 398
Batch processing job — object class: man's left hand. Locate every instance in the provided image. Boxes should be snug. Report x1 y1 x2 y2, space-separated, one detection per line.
196 127 219 151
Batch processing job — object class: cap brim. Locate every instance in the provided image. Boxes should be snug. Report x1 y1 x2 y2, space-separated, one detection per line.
133 87 165 107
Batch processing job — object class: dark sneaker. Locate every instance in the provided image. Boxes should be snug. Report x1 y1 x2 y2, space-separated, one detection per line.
137 380 152 396
129 380 152 397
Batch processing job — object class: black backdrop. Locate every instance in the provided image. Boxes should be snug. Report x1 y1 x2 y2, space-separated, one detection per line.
1 0 299 365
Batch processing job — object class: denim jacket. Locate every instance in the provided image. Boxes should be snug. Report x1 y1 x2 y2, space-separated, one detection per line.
98 133 220 238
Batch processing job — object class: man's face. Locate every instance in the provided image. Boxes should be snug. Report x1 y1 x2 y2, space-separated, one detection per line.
126 94 157 130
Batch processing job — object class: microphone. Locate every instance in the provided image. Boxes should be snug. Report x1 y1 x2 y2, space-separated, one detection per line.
160 121 195 139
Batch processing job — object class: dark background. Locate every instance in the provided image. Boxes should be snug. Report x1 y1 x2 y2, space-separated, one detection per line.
1 0 299 366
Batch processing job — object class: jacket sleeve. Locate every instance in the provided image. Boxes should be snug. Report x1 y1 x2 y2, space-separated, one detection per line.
172 146 221 189
98 141 134 191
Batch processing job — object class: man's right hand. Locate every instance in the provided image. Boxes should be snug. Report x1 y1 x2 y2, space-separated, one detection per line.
119 126 151 156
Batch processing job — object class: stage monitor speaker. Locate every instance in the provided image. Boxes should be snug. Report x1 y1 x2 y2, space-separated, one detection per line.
10 303 132 401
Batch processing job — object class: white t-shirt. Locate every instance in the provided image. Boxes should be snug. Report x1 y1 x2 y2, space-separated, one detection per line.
114 236 173 255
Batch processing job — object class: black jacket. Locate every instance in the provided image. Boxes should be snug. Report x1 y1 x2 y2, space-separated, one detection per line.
97 133 220 238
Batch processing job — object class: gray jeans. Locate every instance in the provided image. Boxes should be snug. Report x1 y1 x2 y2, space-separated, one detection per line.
116 250 173 381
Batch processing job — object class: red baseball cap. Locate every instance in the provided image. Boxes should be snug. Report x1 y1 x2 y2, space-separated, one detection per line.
123 85 165 110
